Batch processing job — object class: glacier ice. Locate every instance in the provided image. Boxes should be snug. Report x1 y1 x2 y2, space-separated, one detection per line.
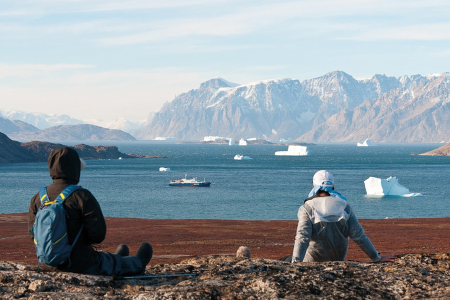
275 145 311 156
364 176 422 197
357 139 377 147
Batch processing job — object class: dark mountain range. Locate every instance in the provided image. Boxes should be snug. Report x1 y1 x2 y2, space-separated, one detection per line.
0 132 38 164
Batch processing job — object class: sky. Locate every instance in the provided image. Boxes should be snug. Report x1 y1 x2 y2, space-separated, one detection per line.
0 0 449 123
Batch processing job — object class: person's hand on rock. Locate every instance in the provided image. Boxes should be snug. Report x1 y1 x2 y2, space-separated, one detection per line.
377 254 397 263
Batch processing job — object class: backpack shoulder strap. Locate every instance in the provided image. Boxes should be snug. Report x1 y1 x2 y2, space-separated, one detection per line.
55 185 83 203
38 187 49 205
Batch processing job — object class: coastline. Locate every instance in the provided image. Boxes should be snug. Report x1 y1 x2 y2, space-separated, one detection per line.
2 213 450 265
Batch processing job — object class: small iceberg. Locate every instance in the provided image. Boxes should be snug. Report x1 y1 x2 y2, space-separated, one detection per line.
118 157 123 160
357 139 377 147
275 145 311 156
364 176 422 197
229 138 236 146
239 138 247 146
234 155 252 160
154 137 176 141
159 167 171 172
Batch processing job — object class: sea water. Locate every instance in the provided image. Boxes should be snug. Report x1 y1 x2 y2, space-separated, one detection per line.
1 142 450 220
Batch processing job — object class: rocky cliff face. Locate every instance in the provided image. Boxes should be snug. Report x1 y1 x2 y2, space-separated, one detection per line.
420 142 450 156
135 72 444 142
1 253 449 299
0 132 39 164
298 73 450 143
0 133 155 164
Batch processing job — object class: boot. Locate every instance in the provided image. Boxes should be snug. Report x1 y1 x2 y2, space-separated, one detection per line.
115 244 129 257
136 242 153 268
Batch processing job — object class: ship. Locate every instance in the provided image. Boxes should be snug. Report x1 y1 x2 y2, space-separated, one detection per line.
169 175 211 187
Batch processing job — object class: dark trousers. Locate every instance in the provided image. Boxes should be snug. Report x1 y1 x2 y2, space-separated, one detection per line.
81 252 144 276
280 254 292 263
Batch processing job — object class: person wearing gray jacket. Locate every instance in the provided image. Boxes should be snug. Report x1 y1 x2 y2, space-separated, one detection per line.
291 170 396 263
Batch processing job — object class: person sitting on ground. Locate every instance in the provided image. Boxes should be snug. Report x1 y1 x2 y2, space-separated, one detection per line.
28 146 152 276
290 170 396 263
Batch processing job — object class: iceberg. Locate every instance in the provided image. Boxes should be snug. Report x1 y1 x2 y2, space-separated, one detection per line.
357 139 377 147
234 154 252 160
239 138 247 146
154 137 176 141
275 145 311 156
159 167 171 171
364 176 422 197
229 138 236 146
204 136 228 142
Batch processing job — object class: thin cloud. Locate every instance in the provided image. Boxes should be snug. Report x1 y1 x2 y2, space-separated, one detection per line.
0 63 93 79
98 1 450 45
0 0 227 16
340 23 450 41
2 0 450 44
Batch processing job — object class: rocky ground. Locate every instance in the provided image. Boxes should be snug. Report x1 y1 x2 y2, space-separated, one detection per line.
3 214 450 299
1 253 450 299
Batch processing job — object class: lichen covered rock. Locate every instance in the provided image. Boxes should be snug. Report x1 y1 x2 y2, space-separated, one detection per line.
1 253 450 299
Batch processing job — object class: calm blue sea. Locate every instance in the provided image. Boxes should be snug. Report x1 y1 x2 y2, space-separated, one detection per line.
1 142 449 220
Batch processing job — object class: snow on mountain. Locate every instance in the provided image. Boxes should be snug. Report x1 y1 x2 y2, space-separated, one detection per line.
0 109 146 137
106 118 145 134
135 77 321 140
4 72 446 143
135 71 423 141
297 73 450 143
0 116 39 135
0 110 85 129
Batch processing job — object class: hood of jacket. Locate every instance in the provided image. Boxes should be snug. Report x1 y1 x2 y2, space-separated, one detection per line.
48 147 81 184
305 196 348 224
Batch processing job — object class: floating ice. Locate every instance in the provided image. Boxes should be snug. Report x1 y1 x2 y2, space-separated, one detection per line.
234 155 252 160
275 145 311 156
159 167 171 171
357 139 377 147
364 176 422 197
239 138 247 146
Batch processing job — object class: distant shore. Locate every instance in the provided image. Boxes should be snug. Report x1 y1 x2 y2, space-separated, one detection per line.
2 213 450 265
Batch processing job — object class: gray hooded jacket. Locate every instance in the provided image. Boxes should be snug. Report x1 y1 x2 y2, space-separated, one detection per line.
292 196 381 263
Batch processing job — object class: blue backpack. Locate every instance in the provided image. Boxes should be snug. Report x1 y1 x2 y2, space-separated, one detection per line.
31 185 83 267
